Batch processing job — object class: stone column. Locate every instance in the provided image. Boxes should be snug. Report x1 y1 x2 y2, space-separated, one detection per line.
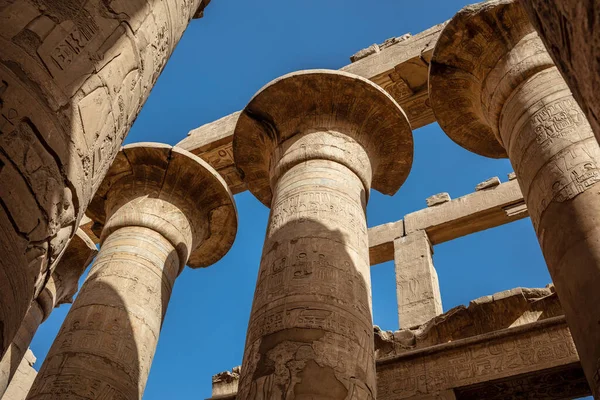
519 0 600 144
394 231 442 328
0 0 210 356
2 349 37 400
233 70 414 399
26 143 236 400
429 0 600 395
0 228 97 397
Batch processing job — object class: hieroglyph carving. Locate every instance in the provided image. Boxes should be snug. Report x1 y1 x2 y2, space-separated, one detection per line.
377 324 577 399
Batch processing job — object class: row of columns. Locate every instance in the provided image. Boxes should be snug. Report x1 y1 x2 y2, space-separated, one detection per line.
2 0 600 398
24 144 237 399
428 0 600 397
232 1 600 398
0 0 208 359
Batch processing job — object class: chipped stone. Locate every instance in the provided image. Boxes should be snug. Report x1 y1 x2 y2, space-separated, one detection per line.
426 192 451 207
475 177 501 191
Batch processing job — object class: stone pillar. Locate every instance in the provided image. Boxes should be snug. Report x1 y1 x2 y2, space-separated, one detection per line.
0 229 97 397
394 231 442 328
2 349 37 400
26 143 236 400
520 0 600 144
429 0 600 395
0 0 210 356
234 70 414 399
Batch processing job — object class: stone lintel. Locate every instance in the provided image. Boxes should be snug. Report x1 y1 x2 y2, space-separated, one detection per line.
176 23 446 194
377 316 590 400
369 220 405 266
369 180 527 266
206 287 586 399
376 317 586 399
210 367 240 400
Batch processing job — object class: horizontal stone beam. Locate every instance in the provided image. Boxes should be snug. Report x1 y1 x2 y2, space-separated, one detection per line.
177 23 446 194
368 180 528 266
82 179 528 263
376 317 589 400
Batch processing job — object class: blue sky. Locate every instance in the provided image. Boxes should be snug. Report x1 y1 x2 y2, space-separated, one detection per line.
29 0 567 398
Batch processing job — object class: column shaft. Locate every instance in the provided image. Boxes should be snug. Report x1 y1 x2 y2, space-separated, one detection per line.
393 231 442 328
500 65 600 395
0 303 44 397
0 0 203 356
27 226 180 400
239 158 376 399
2 349 37 400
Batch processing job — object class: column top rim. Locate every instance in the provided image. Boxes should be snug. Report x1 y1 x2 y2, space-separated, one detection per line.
86 143 237 269
429 0 534 159
233 69 414 207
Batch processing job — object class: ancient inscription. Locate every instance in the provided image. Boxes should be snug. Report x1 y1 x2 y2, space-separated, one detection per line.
50 22 99 71
269 190 367 247
509 95 600 226
377 324 577 399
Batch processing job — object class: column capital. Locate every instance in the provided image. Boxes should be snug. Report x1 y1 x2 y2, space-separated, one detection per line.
428 0 554 158
233 69 413 207
86 143 237 270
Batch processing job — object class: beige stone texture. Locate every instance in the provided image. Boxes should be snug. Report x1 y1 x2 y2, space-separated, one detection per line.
520 0 600 145
429 2 600 394
426 193 451 207
375 287 590 399
234 70 413 399
2 349 37 400
210 286 590 399
26 144 237 400
212 367 240 399
393 232 442 329
0 0 210 358
475 176 500 191
177 23 445 195
0 229 96 397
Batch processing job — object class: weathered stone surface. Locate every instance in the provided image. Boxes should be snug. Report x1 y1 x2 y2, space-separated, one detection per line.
27 144 237 400
234 70 413 399
375 286 562 357
377 318 586 400
520 0 600 146
475 177 501 191
507 171 517 181
394 231 442 329
429 2 600 393
210 286 589 399
0 229 96 397
426 193 451 207
212 367 240 399
0 0 208 358
2 349 37 400
350 34 413 62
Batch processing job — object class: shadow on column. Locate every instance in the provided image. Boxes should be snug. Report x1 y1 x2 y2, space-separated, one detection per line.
0 0 207 356
242 216 376 399
27 245 182 400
